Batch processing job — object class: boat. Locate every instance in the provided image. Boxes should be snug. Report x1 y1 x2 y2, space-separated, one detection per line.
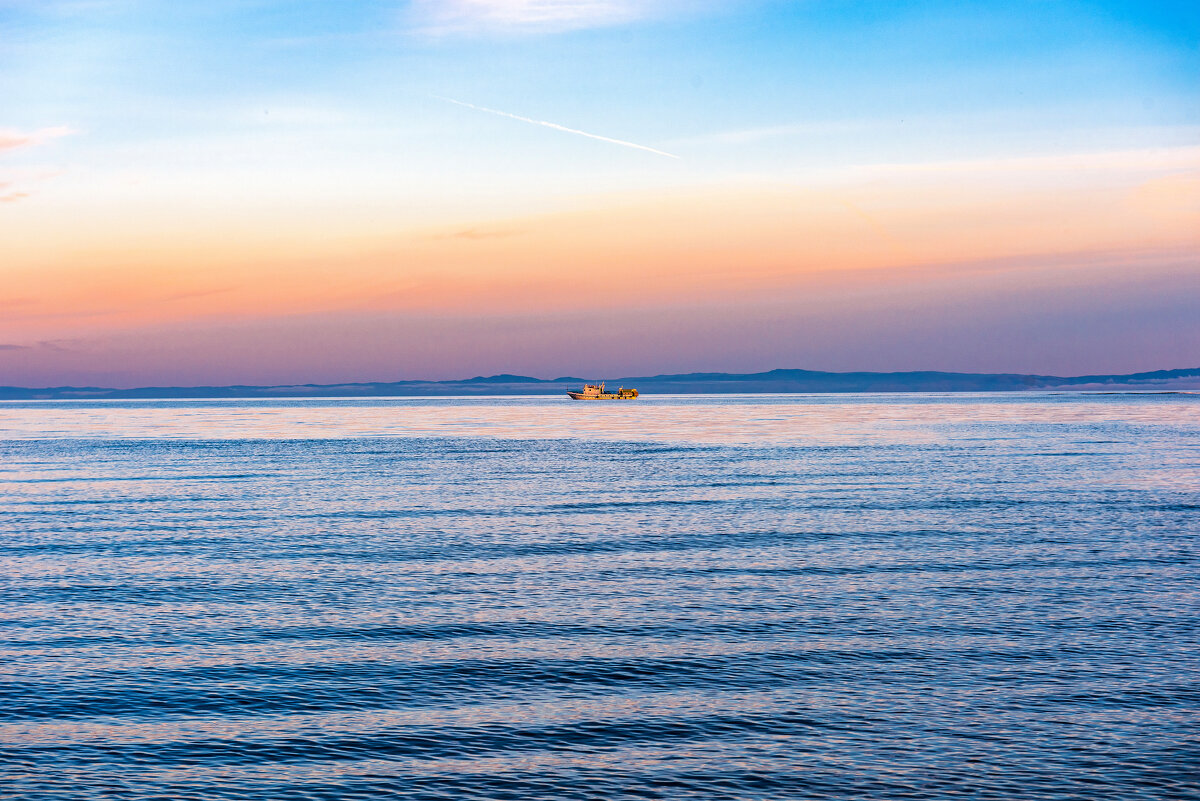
567 382 638 400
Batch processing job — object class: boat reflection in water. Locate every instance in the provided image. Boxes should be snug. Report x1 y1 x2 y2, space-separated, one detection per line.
567 382 639 400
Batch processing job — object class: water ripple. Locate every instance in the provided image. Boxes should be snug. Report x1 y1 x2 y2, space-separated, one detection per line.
1 394 1197 799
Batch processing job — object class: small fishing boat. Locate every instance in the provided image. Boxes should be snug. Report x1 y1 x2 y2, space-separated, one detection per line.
567 382 638 400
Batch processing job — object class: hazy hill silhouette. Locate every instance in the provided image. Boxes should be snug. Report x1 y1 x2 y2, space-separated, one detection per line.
2 367 1198 399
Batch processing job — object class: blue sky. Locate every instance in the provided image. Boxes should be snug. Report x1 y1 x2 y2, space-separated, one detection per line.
6 0 1196 173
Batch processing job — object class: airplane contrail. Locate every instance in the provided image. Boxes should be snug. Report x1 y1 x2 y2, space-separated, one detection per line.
433 95 680 160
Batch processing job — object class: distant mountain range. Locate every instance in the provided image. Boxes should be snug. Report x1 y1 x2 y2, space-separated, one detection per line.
2 367 1198 400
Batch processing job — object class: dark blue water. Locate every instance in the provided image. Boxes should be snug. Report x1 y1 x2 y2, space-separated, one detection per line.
1 394 1197 800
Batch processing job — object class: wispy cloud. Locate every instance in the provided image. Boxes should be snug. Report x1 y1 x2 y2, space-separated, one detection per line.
853 146 1200 178
435 95 679 159
409 0 686 34
436 227 524 241
0 126 74 153
0 178 29 203
0 339 84 353
0 128 73 203
161 286 239 302
672 120 872 146
37 339 85 353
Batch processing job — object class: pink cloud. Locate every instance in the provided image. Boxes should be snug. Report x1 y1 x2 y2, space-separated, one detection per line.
0 127 73 202
0 126 74 153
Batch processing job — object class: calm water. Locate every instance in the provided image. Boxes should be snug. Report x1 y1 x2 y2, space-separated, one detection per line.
1 393 1197 800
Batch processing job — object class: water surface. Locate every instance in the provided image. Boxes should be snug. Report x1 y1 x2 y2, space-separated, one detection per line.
1 394 1197 799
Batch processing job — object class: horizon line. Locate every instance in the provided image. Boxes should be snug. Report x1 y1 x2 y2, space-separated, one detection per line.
3 365 1199 394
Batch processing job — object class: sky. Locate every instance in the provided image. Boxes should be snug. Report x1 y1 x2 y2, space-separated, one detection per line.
1 0 1197 386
